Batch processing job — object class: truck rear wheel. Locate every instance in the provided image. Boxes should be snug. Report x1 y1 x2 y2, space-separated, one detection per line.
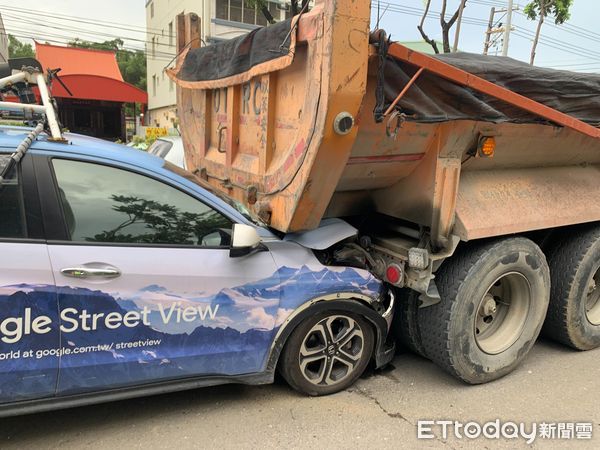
543 224 600 350
418 238 550 384
393 288 427 358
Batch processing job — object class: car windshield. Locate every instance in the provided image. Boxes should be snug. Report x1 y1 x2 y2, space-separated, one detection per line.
163 161 266 227
148 139 173 158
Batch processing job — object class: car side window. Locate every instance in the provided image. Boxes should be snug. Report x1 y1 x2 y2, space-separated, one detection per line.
0 155 26 239
52 159 233 247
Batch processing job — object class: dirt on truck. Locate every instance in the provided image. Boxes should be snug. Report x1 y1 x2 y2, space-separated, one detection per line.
169 1 600 384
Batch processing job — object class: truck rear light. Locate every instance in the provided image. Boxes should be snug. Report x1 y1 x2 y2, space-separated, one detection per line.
385 264 403 285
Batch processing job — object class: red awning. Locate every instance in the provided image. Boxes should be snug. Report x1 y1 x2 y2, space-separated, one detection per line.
35 42 147 104
49 74 147 103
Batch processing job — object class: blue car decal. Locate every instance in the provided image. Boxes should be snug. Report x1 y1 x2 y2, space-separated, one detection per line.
0 266 381 400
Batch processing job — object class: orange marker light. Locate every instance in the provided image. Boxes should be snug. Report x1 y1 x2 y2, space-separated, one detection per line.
479 137 496 158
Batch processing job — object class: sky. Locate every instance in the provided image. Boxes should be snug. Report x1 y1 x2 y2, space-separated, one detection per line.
1 0 599 72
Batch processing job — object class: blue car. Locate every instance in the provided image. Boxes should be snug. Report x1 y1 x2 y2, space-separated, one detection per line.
0 126 394 416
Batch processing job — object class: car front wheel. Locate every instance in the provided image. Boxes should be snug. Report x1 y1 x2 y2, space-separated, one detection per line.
279 311 374 396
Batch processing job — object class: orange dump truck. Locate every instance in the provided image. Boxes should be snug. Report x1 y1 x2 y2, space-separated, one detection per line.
169 1 600 384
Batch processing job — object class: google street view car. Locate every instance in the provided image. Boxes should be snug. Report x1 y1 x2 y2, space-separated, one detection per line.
0 116 394 416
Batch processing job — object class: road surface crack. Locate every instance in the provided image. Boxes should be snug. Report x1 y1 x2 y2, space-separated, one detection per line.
351 387 457 449
352 388 411 424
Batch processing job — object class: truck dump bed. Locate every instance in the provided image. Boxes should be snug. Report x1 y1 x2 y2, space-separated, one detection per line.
169 1 600 249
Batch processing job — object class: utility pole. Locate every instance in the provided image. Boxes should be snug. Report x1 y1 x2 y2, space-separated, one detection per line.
483 3 519 56
502 0 514 56
483 7 496 55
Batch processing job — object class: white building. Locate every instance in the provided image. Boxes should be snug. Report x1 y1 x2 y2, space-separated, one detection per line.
145 0 289 128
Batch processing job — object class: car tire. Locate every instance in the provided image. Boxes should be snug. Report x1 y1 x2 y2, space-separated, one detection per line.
543 224 600 350
418 237 550 384
279 311 374 396
393 288 427 358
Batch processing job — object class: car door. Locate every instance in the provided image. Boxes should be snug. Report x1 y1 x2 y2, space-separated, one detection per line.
0 152 59 404
37 156 280 396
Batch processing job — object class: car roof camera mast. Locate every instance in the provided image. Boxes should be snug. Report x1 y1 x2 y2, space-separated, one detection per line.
0 59 65 142
0 122 45 186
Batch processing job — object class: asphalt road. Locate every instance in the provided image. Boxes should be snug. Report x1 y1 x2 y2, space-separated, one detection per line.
1 338 598 449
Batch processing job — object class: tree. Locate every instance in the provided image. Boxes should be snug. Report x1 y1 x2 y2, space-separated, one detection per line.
524 0 573 65
8 35 35 58
245 0 309 24
418 0 468 54
88 195 232 245
245 0 276 24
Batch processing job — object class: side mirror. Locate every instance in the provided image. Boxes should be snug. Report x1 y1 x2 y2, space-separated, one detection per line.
230 224 263 258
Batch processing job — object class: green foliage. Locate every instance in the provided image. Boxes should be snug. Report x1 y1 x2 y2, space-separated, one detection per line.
524 0 573 24
68 38 146 91
128 135 158 151
8 35 35 58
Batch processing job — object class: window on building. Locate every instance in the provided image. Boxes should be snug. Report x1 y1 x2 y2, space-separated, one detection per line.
229 0 242 22
152 75 157 97
151 37 156 57
168 21 174 47
216 0 228 21
150 1 154 18
215 0 279 26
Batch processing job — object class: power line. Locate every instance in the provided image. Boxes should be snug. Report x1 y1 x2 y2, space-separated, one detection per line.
515 25 600 60
371 1 490 27
0 3 170 37
6 1 599 70
376 0 600 65
515 10 600 45
511 30 600 62
4 28 176 62
2 13 176 51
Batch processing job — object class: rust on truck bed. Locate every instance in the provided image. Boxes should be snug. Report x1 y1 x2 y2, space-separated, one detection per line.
172 0 599 250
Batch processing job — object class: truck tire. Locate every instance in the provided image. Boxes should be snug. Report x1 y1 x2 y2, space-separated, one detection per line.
279 311 374 396
393 288 427 358
418 238 550 384
543 224 600 350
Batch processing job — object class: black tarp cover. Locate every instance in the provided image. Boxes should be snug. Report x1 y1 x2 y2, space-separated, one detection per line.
385 52 600 126
168 19 296 90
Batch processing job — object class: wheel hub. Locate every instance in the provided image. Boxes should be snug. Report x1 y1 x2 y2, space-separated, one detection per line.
474 272 532 355
480 295 498 317
585 268 600 326
299 315 365 387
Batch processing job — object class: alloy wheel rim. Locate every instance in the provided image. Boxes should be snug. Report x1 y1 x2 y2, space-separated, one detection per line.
474 272 532 355
585 267 600 326
299 315 364 386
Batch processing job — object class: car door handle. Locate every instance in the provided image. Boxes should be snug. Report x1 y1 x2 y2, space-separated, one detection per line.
61 265 121 279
